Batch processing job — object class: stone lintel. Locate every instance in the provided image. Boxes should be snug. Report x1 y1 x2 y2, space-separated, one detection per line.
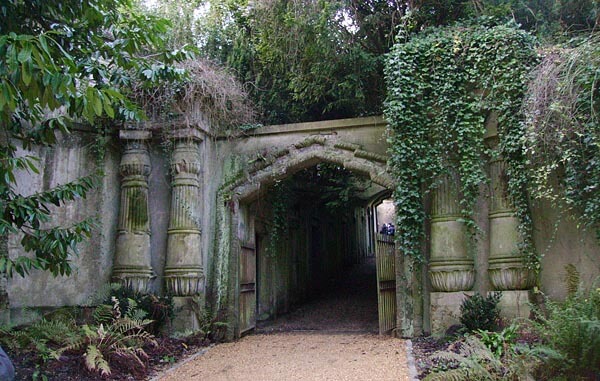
119 129 152 141
170 127 204 141
429 291 474 336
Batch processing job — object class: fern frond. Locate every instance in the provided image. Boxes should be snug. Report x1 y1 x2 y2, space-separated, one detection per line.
424 368 476 381
85 344 111 376
93 304 115 324
126 308 148 321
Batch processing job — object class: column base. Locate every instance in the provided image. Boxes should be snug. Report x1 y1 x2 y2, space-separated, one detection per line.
429 291 473 336
170 296 203 334
496 290 532 321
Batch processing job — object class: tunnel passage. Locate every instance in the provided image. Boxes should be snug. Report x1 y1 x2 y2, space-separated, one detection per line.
243 163 393 333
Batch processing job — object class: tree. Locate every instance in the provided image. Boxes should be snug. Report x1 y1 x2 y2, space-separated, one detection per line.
0 0 190 294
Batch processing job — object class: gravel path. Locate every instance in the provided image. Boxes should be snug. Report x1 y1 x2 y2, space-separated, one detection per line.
159 332 410 381
159 259 411 381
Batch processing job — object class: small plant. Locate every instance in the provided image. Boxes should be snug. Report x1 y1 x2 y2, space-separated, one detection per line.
460 292 502 332
94 283 174 334
59 317 157 376
161 354 176 365
190 301 228 342
423 335 504 381
423 334 560 381
477 324 519 358
0 313 80 362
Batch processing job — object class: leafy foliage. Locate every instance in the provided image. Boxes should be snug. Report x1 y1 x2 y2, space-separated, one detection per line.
477 324 518 358
0 313 79 362
523 36 600 240
60 318 157 376
385 22 538 264
104 283 174 334
423 333 562 381
195 0 402 124
460 292 502 332
0 0 191 279
533 281 600 378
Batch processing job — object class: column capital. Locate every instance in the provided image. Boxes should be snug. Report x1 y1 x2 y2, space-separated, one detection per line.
119 129 152 141
169 126 204 142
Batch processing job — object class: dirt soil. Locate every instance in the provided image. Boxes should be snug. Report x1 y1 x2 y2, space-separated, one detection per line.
158 259 411 381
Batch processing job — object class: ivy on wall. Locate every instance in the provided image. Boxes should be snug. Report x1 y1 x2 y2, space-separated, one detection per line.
384 22 539 266
523 36 600 240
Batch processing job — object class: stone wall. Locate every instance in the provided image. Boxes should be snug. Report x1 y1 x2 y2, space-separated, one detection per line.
8 131 120 311
5 116 600 337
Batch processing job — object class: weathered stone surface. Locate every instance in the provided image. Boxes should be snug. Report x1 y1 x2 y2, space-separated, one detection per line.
165 135 204 296
496 290 532 320
429 291 473 336
170 296 201 333
428 172 474 292
488 158 534 291
112 132 154 293
5 115 599 337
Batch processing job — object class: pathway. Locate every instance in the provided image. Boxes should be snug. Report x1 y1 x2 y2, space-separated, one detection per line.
158 259 411 381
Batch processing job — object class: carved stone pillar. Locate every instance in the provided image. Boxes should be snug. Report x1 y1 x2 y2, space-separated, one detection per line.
488 158 535 290
164 131 204 296
112 130 154 292
428 171 475 292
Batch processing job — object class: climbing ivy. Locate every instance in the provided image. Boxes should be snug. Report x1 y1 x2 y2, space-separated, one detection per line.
384 22 539 266
523 36 600 240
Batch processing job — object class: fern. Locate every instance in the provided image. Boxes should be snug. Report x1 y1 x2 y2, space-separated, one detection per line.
424 336 505 381
84 344 111 376
93 304 115 324
59 317 157 376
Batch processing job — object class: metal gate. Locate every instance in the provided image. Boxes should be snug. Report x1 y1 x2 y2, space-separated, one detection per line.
239 242 256 335
375 233 396 335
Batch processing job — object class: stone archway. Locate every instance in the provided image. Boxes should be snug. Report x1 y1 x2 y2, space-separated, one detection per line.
214 135 413 338
225 135 394 203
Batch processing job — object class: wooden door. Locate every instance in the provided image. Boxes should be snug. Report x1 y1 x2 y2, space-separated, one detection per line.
375 233 396 335
239 242 256 335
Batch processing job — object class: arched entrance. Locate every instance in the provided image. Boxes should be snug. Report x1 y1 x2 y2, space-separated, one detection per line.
221 136 400 337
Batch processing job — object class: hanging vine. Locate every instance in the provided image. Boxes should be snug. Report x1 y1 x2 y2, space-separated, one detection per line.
384 22 539 266
523 36 600 241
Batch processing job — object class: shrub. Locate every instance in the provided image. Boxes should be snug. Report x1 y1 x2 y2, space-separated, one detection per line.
534 283 600 379
460 292 502 332
102 284 174 334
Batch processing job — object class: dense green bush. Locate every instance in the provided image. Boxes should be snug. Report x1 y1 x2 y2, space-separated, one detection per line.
460 292 502 332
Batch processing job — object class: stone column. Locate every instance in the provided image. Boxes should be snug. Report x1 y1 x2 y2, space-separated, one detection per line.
428 170 474 335
429 171 475 292
164 130 204 297
112 130 154 292
488 157 535 291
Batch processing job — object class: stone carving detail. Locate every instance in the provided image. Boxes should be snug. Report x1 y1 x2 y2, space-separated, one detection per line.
112 130 154 292
488 157 534 290
164 136 204 296
428 171 475 292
